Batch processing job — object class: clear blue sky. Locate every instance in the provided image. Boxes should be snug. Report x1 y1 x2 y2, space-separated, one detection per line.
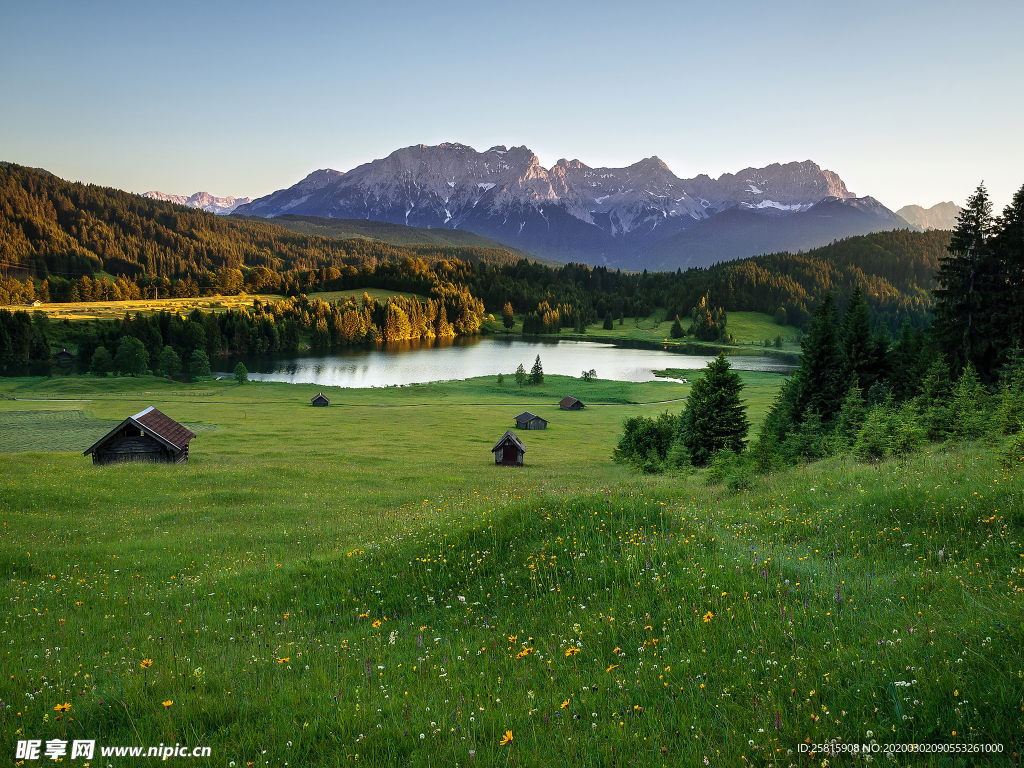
2 0 1022 211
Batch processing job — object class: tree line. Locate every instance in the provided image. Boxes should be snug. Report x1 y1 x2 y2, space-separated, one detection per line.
4 163 953 341
615 181 1024 477
1 285 485 373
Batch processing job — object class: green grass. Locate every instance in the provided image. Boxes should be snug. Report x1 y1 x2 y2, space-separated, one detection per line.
493 310 802 355
0 373 1021 766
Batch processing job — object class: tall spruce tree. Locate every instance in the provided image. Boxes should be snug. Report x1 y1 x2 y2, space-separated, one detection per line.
989 183 1024 366
676 353 748 466
889 320 922 401
867 324 892 391
795 293 845 423
932 184 994 376
841 286 872 390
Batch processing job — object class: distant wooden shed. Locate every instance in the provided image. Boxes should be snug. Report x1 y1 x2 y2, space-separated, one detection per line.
53 349 74 363
559 396 584 411
83 406 196 465
514 411 548 430
492 430 526 466
311 392 330 407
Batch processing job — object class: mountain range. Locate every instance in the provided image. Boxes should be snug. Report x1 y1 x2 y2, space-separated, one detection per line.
142 190 251 214
232 143 913 269
895 201 961 231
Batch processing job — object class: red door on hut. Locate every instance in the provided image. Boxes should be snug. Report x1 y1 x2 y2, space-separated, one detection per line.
502 444 518 464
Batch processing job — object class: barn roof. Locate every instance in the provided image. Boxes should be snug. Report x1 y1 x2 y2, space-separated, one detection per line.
311 392 330 403
559 396 583 408
83 406 197 456
514 411 546 423
491 430 526 453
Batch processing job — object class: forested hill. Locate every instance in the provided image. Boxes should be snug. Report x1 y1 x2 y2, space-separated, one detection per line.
2 163 947 331
475 229 949 333
682 228 949 329
228 213 547 262
0 163 527 281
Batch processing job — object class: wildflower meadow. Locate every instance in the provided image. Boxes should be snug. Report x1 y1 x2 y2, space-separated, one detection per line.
1 373 1021 766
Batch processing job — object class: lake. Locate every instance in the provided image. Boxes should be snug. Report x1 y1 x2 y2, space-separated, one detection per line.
217 337 795 388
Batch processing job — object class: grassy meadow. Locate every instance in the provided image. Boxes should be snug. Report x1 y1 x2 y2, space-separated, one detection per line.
20 288 423 325
1 371 1022 766
488 310 802 356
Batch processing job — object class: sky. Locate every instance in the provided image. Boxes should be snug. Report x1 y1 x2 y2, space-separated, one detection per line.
2 0 1022 212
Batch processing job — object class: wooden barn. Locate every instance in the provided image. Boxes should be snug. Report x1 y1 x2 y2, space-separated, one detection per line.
53 349 74 364
311 392 330 407
559 396 585 411
83 406 196 465
514 411 548 430
492 430 526 466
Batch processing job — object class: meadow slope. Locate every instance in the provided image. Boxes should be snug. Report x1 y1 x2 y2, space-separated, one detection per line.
0 374 1021 766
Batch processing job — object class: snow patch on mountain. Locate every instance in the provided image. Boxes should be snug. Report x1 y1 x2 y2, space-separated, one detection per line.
142 190 252 214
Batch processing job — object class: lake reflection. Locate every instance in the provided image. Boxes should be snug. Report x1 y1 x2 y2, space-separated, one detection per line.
218 337 795 388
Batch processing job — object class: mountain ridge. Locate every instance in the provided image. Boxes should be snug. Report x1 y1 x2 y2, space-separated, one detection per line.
234 143 902 268
143 190 252 215
895 201 961 231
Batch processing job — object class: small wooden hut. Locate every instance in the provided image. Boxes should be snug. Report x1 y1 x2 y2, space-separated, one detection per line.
53 349 75 364
514 411 548 430
83 406 196 465
311 392 330 407
492 430 526 466
559 396 584 411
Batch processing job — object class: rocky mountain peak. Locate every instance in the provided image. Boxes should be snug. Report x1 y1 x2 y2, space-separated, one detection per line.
231 142 894 266
142 190 251 214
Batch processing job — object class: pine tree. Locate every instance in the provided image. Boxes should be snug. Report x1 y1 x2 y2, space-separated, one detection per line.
889 320 921 401
932 184 994 376
530 355 544 385
502 302 515 330
670 315 683 339
841 286 872 389
676 353 749 466
867 324 892 390
988 184 1024 366
795 293 845 423
603 312 614 330
515 363 526 388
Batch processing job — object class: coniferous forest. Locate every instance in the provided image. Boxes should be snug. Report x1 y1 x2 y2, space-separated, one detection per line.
613 183 1024 476
2 162 1024 435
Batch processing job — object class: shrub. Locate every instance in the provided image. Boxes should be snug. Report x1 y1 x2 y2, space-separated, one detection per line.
782 412 830 463
889 402 924 457
613 412 678 474
190 349 211 379
854 406 892 462
950 364 989 440
115 336 148 376
748 434 782 474
89 346 113 377
233 362 249 384
158 345 181 380
704 449 739 486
